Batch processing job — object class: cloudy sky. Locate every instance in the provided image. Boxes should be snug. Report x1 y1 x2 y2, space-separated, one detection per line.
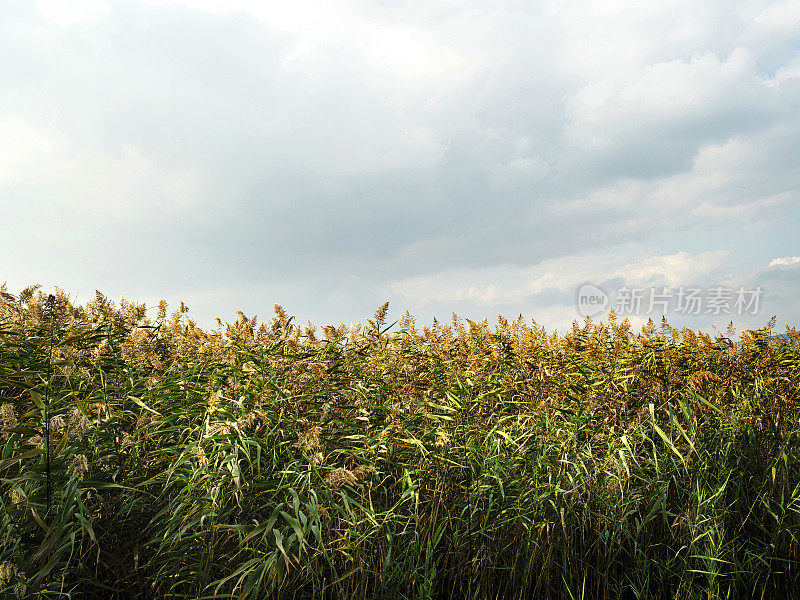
2 0 799 334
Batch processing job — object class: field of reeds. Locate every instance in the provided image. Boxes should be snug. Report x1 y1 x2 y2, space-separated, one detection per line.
1 284 799 599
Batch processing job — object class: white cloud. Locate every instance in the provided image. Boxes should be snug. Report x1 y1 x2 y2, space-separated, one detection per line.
1 0 799 332
389 250 729 308
754 0 800 29
616 251 729 286
565 47 759 149
144 0 483 107
550 1 682 81
768 53 800 86
487 156 550 191
0 114 206 219
0 116 58 183
35 0 109 26
555 179 644 212
769 256 800 267
555 133 799 220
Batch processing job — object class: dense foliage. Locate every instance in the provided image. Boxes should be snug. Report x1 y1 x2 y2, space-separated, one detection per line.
1 284 799 599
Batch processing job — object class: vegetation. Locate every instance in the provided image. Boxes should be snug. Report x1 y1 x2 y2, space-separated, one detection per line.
1 283 799 599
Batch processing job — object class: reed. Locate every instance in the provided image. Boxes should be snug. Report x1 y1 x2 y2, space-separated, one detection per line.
0 284 799 599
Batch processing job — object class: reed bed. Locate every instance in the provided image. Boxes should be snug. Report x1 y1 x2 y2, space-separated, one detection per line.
1 284 799 599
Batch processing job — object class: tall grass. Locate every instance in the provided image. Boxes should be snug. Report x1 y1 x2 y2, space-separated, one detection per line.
1 284 799 599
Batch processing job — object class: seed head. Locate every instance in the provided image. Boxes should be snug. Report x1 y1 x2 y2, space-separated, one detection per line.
324 467 357 488
68 454 89 480
8 487 24 505
49 415 66 434
0 404 17 437
68 408 90 437
296 426 322 454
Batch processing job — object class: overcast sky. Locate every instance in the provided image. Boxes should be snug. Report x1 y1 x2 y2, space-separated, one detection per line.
2 0 799 335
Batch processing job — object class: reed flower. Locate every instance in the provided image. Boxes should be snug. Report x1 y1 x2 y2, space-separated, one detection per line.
95 402 111 420
68 407 90 437
0 561 16 584
49 415 66 435
353 465 377 480
0 562 25 596
68 454 89 480
296 426 322 454
196 446 208 467
0 404 17 438
206 422 232 437
208 390 222 412
8 487 24 505
434 428 451 448
3 285 800 598
324 468 357 488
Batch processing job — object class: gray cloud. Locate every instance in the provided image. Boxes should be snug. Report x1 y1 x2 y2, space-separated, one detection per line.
1 0 799 332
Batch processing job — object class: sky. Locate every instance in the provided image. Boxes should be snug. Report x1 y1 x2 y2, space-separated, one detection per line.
1 0 799 335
